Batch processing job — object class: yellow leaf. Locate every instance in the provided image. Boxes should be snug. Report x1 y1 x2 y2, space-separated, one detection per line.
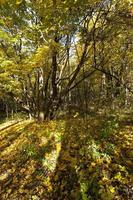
16 0 22 5
91 162 96 167
56 143 61 152
101 176 109 183
114 172 122 181
109 186 115 193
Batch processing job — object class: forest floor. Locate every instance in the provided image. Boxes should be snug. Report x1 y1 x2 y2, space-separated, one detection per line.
0 112 133 200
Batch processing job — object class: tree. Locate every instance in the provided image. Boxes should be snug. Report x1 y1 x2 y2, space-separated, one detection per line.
0 0 132 120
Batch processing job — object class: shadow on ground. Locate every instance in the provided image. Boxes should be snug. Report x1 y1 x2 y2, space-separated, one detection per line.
50 119 92 200
0 115 133 200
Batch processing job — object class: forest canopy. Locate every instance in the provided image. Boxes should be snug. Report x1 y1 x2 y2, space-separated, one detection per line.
0 0 133 120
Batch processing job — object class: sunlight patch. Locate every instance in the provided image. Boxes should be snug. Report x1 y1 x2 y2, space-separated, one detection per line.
42 143 61 172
